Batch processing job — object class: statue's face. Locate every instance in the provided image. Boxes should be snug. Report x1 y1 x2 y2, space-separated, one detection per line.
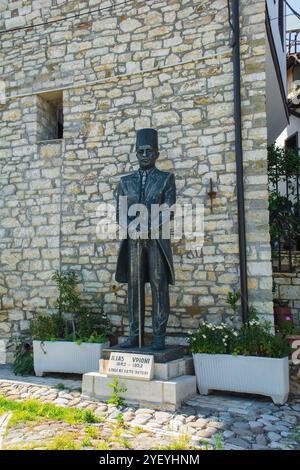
136 145 159 170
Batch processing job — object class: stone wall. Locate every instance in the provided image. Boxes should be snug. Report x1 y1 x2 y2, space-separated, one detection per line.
273 272 300 326
0 0 274 359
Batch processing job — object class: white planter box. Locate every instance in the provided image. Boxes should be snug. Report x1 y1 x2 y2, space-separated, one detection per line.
33 340 109 376
193 353 289 405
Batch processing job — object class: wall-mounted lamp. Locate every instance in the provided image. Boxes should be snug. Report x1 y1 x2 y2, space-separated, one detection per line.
207 178 217 213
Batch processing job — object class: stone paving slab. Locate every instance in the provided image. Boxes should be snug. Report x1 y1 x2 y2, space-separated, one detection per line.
185 394 266 417
0 365 81 390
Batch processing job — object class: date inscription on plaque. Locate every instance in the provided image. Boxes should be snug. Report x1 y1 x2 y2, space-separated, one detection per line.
107 352 154 380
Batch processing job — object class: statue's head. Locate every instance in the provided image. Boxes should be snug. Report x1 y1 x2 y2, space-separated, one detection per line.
136 128 159 170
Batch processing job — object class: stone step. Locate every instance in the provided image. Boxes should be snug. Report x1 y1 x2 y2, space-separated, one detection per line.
99 356 194 381
82 372 197 411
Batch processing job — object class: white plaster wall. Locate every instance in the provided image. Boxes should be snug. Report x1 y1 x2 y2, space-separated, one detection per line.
277 115 300 147
266 1 288 143
266 0 287 85
266 40 289 143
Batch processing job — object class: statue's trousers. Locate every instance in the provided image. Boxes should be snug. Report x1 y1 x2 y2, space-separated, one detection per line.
127 238 170 340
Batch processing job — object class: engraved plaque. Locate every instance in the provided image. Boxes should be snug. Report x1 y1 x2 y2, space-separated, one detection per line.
107 352 154 380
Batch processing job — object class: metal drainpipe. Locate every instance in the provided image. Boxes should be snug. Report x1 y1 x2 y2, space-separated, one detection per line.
231 0 249 324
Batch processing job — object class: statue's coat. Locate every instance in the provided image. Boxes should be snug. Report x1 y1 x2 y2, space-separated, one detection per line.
115 167 176 285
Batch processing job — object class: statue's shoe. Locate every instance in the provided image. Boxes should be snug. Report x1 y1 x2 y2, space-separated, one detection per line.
119 336 139 348
150 337 165 351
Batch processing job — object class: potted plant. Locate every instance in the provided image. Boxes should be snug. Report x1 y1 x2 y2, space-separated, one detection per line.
189 310 291 405
32 271 110 376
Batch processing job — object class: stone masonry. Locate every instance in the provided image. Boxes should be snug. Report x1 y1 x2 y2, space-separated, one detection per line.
0 0 273 360
273 271 300 326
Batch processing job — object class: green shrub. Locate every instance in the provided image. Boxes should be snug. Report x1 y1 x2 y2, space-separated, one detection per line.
107 377 127 407
189 322 235 355
12 339 34 376
32 314 64 342
189 316 291 359
32 270 110 344
232 320 291 358
226 290 240 315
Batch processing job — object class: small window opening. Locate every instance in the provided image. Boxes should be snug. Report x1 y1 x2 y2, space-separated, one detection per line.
37 90 63 141
285 133 298 153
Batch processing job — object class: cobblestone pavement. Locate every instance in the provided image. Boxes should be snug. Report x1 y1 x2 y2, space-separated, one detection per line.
0 413 12 450
0 374 299 450
2 419 176 451
0 365 81 390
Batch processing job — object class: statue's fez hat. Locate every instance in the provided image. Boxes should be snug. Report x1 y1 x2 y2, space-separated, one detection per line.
136 128 158 150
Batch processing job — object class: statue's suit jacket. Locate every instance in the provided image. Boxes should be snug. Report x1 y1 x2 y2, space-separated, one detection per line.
115 167 176 285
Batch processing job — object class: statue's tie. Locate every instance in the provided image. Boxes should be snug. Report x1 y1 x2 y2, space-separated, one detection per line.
140 170 147 204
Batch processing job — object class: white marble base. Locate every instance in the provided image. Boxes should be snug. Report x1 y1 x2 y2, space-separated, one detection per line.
82 372 196 411
100 356 194 381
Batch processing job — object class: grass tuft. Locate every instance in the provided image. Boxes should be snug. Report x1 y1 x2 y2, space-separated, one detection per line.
46 433 82 450
0 395 101 427
155 434 198 450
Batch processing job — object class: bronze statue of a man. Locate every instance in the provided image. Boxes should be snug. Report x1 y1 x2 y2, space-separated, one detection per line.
115 128 176 350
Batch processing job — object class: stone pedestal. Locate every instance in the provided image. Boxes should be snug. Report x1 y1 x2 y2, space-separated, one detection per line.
101 345 186 363
82 347 196 411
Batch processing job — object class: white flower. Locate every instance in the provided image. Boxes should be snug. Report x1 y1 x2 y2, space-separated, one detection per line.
202 335 207 339
233 332 238 337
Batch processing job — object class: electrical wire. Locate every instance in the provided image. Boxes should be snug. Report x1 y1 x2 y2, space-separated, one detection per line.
0 0 133 35
270 12 300 22
284 0 300 21
1 0 299 35
270 0 300 22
